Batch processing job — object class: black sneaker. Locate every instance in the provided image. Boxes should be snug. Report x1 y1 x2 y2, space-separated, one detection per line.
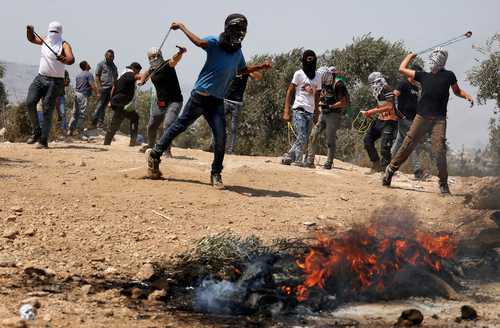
382 165 395 186
414 169 425 180
439 182 451 195
27 135 40 144
281 157 293 165
210 173 224 190
323 162 333 170
146 149 162 179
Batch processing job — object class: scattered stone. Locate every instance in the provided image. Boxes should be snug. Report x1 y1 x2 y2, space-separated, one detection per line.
317 215 327 220
395 309 424 327
134 263 156 281
26 291 49 297
10 207 23 213
147 289 167 302
303 222 317 227
103 309 114 317
339 196 349 201
461 305 478 321
0 256 17 267
130 287 143 299
81 284 95 296
431 314 439 320
24 228 36 237
3 228 19 240
6 215 17 222
79 160 87 167
0 317 27 328
42 314 52 322
20 297 41 309
104 266 118 276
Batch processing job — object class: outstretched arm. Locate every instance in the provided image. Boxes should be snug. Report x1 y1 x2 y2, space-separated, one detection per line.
240 60 273 76
362 101 394 118
170 22 208 49
399 53 417 79
451 83 474 107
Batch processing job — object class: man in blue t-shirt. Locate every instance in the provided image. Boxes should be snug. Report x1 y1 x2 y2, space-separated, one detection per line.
146 14 266 189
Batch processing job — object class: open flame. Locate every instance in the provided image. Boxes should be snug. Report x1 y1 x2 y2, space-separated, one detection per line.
291 222 457 302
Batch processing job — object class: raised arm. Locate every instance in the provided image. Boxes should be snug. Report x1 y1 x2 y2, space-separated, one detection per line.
451 83 474 107
26 25 43 45
171 22 208 49
58 42 75 65
168 46 187 68
283 84 296 122
399 53 417 79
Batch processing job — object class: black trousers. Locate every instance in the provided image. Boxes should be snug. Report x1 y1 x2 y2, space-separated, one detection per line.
363 119 397 168
104 106 139 145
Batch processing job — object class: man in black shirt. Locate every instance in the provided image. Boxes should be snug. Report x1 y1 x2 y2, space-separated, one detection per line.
139 46 186 157
223 60 271 153
104 62 143 146
305 66 348 169
384 49 474 194
392 63 424 179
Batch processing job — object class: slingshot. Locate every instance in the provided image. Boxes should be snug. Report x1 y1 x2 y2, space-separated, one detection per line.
416 31 472 55
159 28 173 51
32 30 60 58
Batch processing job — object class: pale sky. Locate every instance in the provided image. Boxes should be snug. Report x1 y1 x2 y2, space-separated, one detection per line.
1 0 499 150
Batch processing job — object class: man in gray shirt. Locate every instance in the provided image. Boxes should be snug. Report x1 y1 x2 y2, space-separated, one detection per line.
91 49 118 128
68 60 98 136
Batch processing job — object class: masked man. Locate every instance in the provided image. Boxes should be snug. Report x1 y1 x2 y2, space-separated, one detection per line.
361 72 398 173
139 46 187 157
25 22 75 149
282 50 322 166
146 15 267 189
305 66 348 169
383 49 474 194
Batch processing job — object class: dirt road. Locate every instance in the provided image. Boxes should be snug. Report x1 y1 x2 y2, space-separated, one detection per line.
0 137 497 327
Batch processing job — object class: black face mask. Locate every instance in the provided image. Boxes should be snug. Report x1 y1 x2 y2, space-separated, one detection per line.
302 50 317 80
219 14 247 53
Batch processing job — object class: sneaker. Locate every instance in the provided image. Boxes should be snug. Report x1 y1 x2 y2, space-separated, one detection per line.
439 182 451 195
323 162 333 170
139 145 151 153
210 173 224 190
382 165 395 186
27 135 40 144
281 157 292 165
146 149 162 179
414 169 425 180
304 162 316 169
35 142 49 149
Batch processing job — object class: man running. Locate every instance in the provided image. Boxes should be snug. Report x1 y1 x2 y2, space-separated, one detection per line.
383 49 474 194
146 15 266 189
92 49 118 128
104 62 143 146
25 22 75 149
68 61 99 137
305 66 348 169
361 72 398 173
391 63 425 180
282 50 322 166
223 60 272 153
139 45 187 157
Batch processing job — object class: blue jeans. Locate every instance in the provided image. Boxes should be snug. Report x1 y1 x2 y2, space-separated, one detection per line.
56 96 67 131
26 74 64 145
69 92 89 132
92 87 112 125
153 91 226 174
286 109 314 163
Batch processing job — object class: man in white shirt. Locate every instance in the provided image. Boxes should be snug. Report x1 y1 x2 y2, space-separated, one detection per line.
25 22 75 149
282 50 321 166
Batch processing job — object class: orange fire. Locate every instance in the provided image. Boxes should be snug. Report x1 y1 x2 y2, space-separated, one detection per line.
292 224 457 302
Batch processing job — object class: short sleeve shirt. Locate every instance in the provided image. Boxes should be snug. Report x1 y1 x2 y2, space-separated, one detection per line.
225 74 250 102
150 60 183 105
291 69 322 113
75 70 95 97
415 70 457 118
110 71 136 107
193 36 246 99
377 85 397 121
96 60 118 89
